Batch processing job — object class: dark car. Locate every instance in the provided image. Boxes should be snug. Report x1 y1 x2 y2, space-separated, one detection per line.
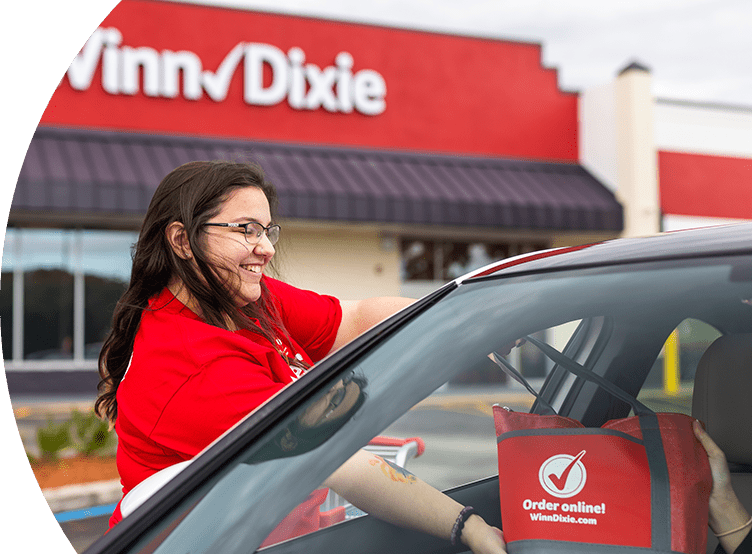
84 223 752 554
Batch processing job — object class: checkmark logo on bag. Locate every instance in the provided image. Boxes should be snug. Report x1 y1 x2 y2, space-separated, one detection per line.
548 450 586 490
539 451 588 498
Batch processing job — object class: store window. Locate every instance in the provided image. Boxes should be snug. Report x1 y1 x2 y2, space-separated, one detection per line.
21 230 76 360
1 228 138 366
82 231 139 359
0 271 13 359
400 238 548 298
401 239 548 282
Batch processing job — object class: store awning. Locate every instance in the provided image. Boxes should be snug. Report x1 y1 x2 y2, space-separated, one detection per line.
13 126 622 231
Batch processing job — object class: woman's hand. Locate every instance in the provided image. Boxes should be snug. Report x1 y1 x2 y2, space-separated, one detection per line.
461 515 507 554
694 420 751 552
325 451 507 553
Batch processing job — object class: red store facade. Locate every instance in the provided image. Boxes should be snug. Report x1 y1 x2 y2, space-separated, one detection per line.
3 0 624 391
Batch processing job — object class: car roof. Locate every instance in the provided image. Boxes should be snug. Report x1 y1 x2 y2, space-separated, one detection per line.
461 222 752 282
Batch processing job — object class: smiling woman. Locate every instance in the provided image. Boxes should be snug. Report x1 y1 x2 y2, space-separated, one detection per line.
166 186 278 309
93 160 506 553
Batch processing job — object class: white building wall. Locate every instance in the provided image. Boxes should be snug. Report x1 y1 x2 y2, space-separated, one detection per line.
579 81 619 193
655 100 752 158
273 223 403 301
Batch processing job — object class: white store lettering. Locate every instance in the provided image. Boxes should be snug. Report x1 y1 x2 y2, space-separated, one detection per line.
67 27 387 115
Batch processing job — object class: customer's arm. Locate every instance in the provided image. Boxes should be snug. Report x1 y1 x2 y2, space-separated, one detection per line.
694 421 752 554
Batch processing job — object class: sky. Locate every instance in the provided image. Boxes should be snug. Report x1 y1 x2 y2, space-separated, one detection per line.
173 0 752 106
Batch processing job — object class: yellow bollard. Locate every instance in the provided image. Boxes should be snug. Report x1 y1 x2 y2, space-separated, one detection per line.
663 329 680 396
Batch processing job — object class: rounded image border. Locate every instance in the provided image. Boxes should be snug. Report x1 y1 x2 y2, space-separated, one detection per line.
1 1 120 552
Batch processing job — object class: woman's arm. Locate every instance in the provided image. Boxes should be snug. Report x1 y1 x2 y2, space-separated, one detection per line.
694 421 752 554
323 449 506 554
328 297 416 354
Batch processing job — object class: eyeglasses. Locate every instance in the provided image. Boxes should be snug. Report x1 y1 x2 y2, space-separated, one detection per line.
323 375 355 420
204 221 281 245
324 386 347 420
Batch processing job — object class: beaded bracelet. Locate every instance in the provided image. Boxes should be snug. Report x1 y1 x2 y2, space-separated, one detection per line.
715 515 752 538
450 506 477 546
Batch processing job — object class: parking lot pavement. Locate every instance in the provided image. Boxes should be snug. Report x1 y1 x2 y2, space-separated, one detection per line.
413 387 535 416
60 514 110 553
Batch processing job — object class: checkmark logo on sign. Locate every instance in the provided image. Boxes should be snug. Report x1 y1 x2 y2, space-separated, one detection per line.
539 451 588 498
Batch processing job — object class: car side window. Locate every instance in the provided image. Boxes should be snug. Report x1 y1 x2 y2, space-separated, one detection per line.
636 318 721 415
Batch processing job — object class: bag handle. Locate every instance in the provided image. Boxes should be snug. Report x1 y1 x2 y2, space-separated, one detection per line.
490 351 557 415
522 334 654 416
491 335 654 416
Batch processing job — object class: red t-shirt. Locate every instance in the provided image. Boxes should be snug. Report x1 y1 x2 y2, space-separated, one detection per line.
109 277 341 527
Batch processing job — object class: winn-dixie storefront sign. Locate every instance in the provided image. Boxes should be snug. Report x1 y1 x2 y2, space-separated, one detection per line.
68 27 386 116
41 0 578 161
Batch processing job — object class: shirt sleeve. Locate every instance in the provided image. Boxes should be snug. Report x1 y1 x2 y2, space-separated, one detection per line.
264 277 342 362
714 529 752 554
149 351 287 458
738 530 752 554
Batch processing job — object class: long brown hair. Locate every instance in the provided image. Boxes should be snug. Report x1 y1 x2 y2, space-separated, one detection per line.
95 160 287 423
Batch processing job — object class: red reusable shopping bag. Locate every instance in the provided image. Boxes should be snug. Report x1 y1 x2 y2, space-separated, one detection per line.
492 336 712 554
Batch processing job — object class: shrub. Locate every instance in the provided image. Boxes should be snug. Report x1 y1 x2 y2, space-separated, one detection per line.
71 409 116 457
36 417 72 461
30 409 117 462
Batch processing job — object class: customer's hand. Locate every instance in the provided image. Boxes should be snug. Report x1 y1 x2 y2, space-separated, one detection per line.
694 420 751 553
695 420 735 504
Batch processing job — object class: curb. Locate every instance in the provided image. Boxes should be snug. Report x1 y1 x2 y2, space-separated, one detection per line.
13 401 97 420
44 479 121 514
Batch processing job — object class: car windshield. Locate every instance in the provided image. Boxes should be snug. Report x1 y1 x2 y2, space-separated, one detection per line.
118 253 752 553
